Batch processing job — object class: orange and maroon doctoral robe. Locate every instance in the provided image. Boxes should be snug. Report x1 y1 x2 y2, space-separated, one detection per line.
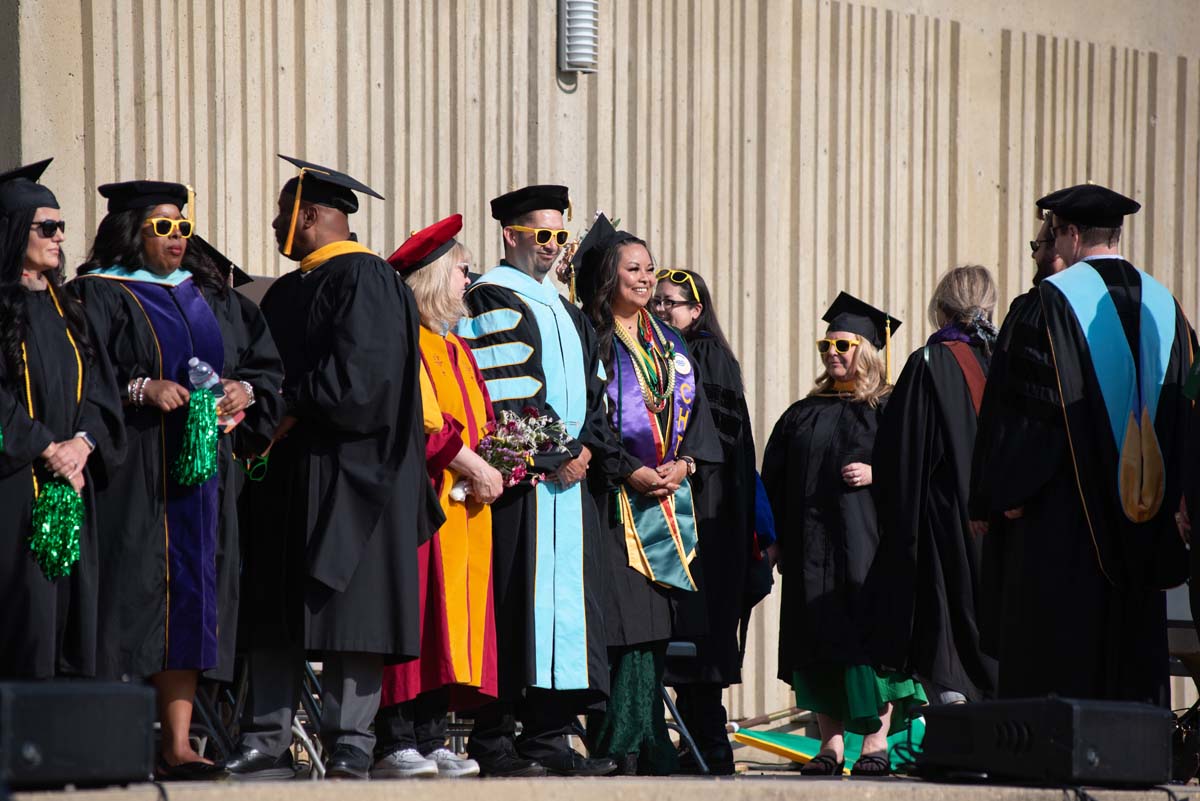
382 326 497 708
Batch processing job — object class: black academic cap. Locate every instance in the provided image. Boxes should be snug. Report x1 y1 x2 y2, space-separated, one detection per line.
98 180 190 214
570 213 639 306
278 154 383 215
1036 183 1140 228
192 234 254 288
822 291 901 350
0 159 59 215
490 184 570 223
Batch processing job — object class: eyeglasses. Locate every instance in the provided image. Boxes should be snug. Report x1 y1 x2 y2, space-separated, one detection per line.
650 297 695 311
240 454 269 482
507 225 569 246
1028 237 1055 253
30 220 66 238
654 269 700 303
816 337 861 354
456 263 471 278
143 217 195 238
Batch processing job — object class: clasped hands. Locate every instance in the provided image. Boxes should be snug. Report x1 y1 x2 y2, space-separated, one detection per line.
628 460 689 499
41 438 91 493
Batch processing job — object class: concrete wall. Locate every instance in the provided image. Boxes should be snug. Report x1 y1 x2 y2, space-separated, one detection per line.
7 0 1200 717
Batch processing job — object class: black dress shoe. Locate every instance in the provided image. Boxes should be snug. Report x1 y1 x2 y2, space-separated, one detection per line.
326 744 372 780
155 756 228 781
221 746 296 781
474 751 547 777
537 750 618 777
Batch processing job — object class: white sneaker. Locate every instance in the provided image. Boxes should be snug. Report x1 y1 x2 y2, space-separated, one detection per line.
372 748 438 779
426 748 480 778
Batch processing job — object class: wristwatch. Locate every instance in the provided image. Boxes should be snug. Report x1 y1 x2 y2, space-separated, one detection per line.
681 455 696 476
74 431 96 452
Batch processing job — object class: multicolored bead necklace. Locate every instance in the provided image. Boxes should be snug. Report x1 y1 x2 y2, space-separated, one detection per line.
614 308 676 413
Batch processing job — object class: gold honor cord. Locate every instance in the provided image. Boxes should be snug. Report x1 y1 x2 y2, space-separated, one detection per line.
22 286 84 496
885 317 892 385
282 167 333 257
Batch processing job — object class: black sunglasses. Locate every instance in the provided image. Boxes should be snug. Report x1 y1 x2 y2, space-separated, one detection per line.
31 220 66 238
1028 237 1054 253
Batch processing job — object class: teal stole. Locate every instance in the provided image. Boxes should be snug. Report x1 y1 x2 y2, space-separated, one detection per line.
1044 259 1176 522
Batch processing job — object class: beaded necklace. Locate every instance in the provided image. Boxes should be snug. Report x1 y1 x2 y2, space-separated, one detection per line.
613 308 676 413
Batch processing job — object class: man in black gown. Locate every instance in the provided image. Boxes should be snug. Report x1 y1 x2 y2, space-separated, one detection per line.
970 185 1192 705
223 156 435 779
455 185 615 777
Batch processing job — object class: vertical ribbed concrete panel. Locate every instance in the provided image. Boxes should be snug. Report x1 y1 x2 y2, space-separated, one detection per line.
6 0 1200 720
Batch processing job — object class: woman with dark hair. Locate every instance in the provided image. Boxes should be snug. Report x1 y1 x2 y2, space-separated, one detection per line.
574 216 719 775
73 181 276 780
0 159 124 680
650 269 772 774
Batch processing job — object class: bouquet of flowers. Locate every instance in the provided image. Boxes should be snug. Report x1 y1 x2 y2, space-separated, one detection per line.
449 407 572 501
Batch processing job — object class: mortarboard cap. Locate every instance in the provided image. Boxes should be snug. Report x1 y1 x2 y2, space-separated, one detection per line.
0 159 59 215
490 184 570 224
570 212 639 306
387 214 463 275
277 154 383 257
192 234 255 288
98 180 190 214
822 291 902 383
822 291 901 350
1036 183 1140 228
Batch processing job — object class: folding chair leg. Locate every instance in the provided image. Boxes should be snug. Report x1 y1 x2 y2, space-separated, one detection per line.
662 686 709 775
293 717 324 779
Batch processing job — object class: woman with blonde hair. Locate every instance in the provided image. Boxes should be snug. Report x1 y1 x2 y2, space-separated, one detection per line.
865 265 999 708
372 215 503 779
762 292 925 777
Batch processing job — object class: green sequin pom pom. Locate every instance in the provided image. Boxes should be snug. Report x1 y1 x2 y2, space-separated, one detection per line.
30 479 84 580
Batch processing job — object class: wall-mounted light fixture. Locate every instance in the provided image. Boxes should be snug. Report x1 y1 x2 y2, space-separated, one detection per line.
558 0 599 73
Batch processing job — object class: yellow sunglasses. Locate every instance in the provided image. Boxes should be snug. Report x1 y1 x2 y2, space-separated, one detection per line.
143 217 195 238
507 225 569 246
816 337 861 354
654 269 700 302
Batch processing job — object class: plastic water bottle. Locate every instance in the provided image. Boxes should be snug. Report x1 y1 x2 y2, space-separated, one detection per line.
187 357 225 398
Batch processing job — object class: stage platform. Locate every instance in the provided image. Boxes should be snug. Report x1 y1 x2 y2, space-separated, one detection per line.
12 775 1190 801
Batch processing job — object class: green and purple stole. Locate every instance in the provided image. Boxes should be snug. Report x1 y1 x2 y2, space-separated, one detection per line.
608 320 700 591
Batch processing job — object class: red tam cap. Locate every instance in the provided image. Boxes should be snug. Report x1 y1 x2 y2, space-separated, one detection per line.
387 213 464 274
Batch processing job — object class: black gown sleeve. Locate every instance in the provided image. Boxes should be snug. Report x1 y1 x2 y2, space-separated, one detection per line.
288 257 411 435
210 290 285 455
0 361 55 472
74 315 127 481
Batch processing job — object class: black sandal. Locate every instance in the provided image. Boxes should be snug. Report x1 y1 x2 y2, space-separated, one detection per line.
850 752 890 777
799 753 845 776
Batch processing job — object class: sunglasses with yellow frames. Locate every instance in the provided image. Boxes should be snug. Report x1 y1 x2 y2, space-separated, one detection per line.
143 217 195 238
507 225 569 246
816 337 861 354
654 269 700 303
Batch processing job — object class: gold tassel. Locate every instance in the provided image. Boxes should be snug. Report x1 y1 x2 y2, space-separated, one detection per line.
885 317 893 384
282 170 307 257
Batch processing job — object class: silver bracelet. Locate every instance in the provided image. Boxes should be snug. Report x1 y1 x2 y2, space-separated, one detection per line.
239 380 256 407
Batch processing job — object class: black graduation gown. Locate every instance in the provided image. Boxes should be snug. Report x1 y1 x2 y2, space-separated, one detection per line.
865 340 998 700
665 336 766 687
73 272 228 678
459 277 609 700
591 331 721 650
202 288 284 682
242 251 429 659
972 260 1192 704
0 289 124 678
762 394 885 680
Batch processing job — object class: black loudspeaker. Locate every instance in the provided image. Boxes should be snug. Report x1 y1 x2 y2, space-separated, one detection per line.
0 682 155 789
917 697 1174 787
